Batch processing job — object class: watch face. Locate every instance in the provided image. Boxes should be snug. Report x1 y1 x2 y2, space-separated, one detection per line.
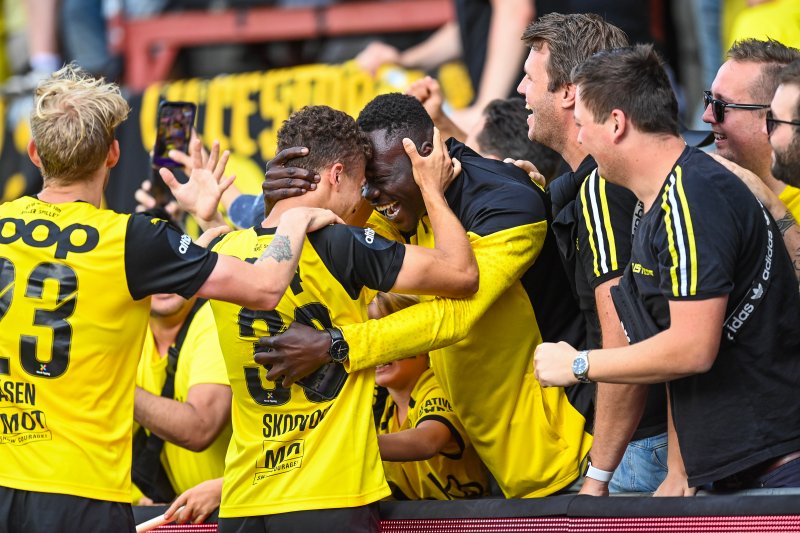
330 340 349 362
572 356 588 376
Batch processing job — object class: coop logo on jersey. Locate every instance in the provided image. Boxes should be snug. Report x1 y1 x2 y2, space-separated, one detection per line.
253 439 304 484
364 228 375 244
0 217 99 259
0 407 51 446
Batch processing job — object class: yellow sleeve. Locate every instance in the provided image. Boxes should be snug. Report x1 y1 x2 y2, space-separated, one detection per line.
344 221 546 371
184 304 230 388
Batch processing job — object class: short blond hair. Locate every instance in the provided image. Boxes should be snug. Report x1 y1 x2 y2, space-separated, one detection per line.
31 63 130 184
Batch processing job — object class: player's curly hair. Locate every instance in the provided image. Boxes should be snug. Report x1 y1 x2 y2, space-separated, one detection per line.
356 93 433 150
31 63 130 184
277 105 372 177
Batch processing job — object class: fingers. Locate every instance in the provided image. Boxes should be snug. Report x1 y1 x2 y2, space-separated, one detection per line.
190 137 203 171
134 184 157 211
263 177 318 194
219 174 236 194
212 149 230 182
452 157 462 178
159 168 179 192
401 138 421 163
164 499 185 520
206 141 222 171
195 225 231 248
267 147 310 168
168 148 193 170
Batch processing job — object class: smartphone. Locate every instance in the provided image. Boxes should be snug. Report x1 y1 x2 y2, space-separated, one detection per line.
151 101 197 169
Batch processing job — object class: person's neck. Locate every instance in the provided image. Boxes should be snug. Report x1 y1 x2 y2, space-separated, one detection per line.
613 135 687 213
387 384 415 426
149 304 194 357
263 196 321 228
561 140 589 173
761 170 789 197
37 171 106 208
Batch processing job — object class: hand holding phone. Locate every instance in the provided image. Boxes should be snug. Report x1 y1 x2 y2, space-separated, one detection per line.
150 101 197 204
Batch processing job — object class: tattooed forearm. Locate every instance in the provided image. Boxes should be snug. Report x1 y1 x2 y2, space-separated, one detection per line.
259 234 293 263
775 211 797 236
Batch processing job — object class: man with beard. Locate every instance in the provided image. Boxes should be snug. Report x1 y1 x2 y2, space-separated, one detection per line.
535 43 800 493
770 61 800 188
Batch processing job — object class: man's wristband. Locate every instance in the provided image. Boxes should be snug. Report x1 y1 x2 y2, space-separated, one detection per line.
585 461 614 483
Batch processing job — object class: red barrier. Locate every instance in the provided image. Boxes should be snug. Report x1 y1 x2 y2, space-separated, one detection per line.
123 0 454 91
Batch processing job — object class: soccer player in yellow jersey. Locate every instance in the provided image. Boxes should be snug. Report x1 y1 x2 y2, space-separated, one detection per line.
0 65 341 532
208 105 477 533
259 93 592 498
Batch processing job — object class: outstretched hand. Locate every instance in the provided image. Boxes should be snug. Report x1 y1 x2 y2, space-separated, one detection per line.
159 138 235 222
254 322 333 387
402 127 461 196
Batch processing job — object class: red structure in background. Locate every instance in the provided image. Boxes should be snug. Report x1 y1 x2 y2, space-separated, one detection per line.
122 0 454 91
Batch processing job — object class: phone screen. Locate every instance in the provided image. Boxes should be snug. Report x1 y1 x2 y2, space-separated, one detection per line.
152 101 197 168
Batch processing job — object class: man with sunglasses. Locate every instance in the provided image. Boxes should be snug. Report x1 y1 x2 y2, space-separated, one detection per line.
703 39 800 227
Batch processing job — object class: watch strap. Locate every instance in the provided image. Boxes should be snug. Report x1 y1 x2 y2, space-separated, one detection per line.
585 461 614 483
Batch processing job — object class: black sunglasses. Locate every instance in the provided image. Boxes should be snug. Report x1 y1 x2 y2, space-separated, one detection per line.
703 91 770 123
766 110 800 137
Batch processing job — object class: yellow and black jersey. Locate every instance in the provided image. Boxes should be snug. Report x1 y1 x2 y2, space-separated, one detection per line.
132 302 231 499
342 141 592 498
0 196 217 502
779 184 800 223
378 368 488 500
629 147 800 487
210 223 404 518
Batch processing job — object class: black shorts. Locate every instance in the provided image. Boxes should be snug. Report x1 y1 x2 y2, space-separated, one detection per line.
218 502 380 533
0 486 135 533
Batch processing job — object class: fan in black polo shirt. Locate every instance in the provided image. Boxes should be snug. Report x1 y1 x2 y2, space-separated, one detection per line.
535 44 800 492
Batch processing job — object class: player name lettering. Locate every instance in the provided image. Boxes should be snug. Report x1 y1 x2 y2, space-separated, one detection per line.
262 406 331 438
0 381 36 406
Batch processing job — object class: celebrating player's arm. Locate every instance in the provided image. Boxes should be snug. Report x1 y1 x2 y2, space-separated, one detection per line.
197 205 342 310
132 137 344 311
257 200 541 383
389 128 478 298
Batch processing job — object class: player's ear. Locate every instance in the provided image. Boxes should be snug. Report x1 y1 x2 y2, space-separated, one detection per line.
419 141 434 157
329 162 345 187
27 139 42 167
107 140 121 168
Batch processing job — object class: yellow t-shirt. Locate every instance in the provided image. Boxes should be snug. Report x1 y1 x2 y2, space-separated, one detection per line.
779 185 800 224
132 302 231 500
0 196 217 502
210 223 406 517
340 150 592 498
378 368 489 500
726 0 800 51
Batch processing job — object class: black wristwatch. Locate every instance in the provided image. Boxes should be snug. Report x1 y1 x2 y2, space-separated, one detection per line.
326 327 349 363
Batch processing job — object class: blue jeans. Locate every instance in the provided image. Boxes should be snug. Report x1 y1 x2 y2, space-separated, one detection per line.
609 432 669 493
